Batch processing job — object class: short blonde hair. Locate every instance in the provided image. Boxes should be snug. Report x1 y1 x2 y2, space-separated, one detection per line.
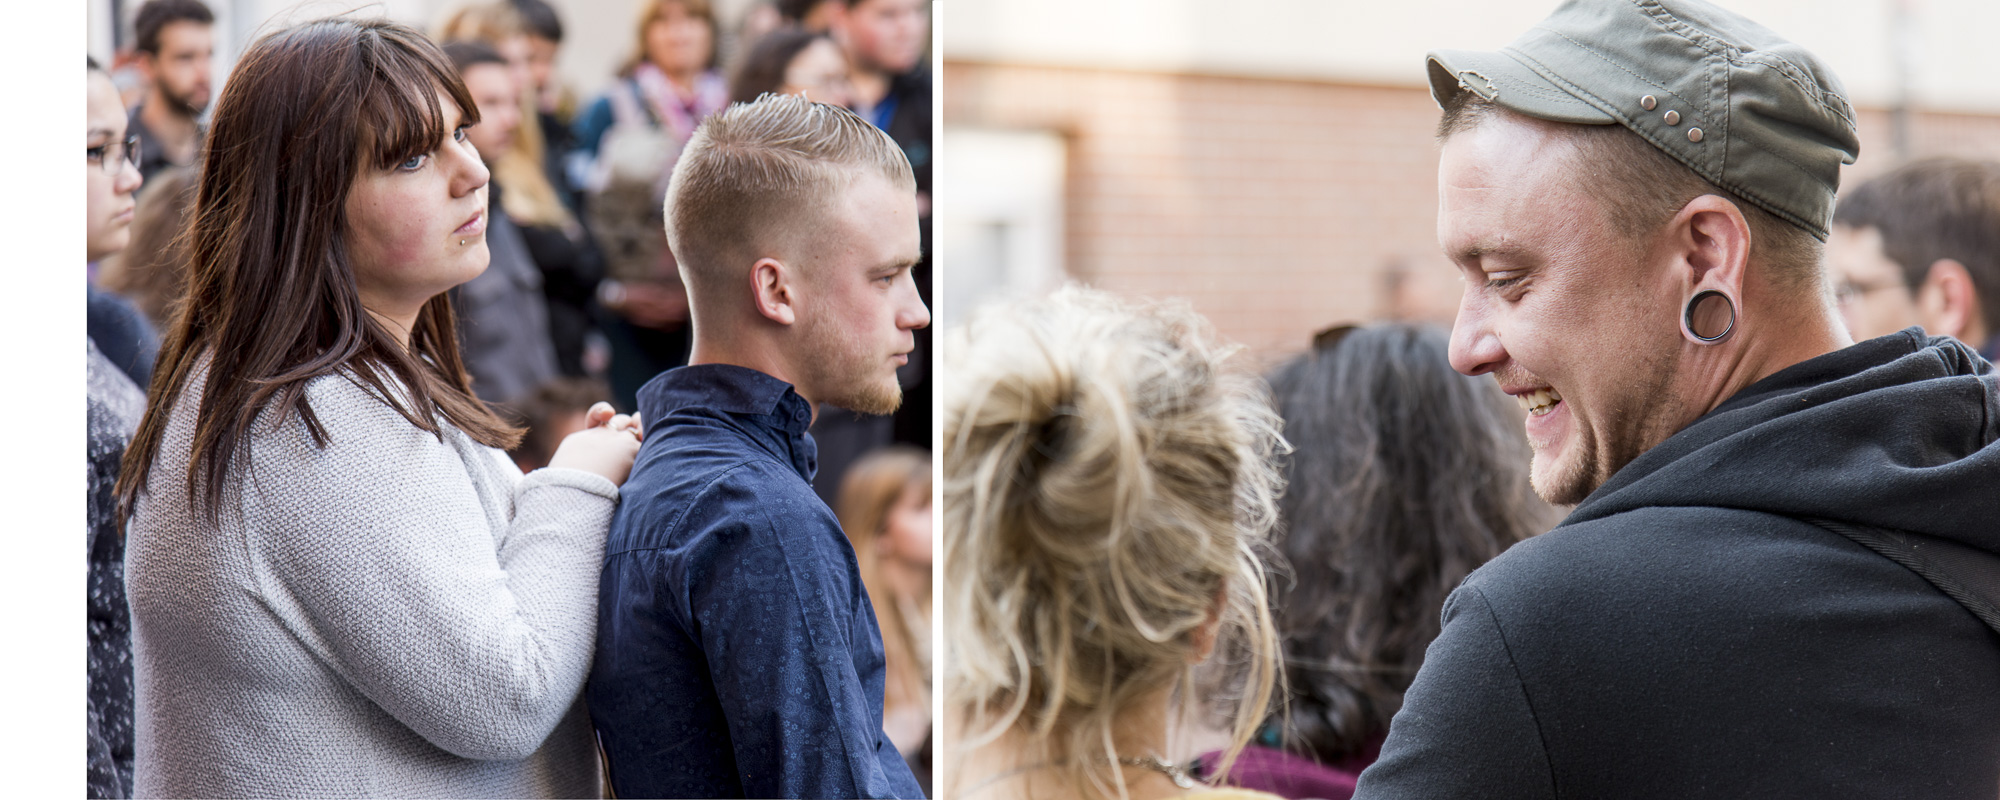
665 92 915 299
942 286 1285 799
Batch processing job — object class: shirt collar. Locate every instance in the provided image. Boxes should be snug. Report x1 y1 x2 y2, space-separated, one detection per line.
637 363 817 476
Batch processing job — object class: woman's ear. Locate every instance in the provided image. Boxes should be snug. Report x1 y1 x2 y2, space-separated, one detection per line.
1189 585 1227 664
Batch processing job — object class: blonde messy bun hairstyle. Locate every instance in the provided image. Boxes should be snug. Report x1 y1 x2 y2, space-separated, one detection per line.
942 287 1285 798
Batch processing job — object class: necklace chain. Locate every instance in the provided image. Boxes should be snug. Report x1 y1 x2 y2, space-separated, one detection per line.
1119 755 1198 789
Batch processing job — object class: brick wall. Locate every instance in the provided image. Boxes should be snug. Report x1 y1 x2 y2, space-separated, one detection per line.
943 59 2000 364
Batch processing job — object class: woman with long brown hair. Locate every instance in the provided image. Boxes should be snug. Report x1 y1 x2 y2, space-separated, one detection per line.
117 18 639 797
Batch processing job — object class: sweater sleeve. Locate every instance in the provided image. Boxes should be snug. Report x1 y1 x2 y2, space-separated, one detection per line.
239 379 618 761
1351 584 1557 800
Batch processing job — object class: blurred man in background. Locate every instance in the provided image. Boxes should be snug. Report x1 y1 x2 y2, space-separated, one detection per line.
835 0 928 142
127 0 213 186
1830 157 2000 360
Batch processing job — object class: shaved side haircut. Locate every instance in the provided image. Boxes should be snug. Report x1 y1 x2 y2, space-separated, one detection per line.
665 92 915 303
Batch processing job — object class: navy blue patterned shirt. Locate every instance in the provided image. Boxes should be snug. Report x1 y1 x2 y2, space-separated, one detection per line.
589 364 924 799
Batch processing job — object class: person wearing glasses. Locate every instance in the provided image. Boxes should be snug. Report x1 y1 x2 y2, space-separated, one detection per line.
116 19 640 797
87 55 157 391
87 54 148 800
1828 158 2000 361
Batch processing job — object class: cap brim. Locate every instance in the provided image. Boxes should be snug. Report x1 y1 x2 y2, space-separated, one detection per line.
1427 48 1615 126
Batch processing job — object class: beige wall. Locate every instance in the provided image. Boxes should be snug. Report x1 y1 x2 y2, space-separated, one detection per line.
944 0 2000 115
943 59 2000 363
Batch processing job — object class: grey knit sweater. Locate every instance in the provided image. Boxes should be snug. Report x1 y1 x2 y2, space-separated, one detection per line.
126 363 617 798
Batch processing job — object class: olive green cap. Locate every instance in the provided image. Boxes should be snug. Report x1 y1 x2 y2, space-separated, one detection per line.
1426 0 1860 240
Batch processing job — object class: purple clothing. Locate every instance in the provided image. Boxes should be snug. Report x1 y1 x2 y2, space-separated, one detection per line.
1197 735 1384 800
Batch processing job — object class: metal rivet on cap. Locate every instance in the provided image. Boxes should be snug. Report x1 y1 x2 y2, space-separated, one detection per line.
1688 127 1704 142
1664 110 1681 125
1641 95 1657 111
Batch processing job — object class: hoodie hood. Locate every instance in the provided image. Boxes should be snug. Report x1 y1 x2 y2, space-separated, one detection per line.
1567 327 1999 560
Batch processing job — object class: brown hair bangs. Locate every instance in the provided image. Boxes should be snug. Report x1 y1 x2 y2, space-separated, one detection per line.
117 17 520 525
356 30 483 171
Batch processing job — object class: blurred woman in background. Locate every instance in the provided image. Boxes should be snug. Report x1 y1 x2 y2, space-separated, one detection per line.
729 25 854 108
836 445 935 790
570 0 726 193
435 1 605 381
569 0 729 411
86 54 147 800
941 287 1287 800
98 165 196 331
1193 323 1549 799
116 19 639 797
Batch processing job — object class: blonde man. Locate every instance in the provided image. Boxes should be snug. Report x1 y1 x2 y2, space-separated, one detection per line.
586 92 928 799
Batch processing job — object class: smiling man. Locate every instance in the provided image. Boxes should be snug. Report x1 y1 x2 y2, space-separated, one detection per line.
587 93 928 799
1353 1 2000 797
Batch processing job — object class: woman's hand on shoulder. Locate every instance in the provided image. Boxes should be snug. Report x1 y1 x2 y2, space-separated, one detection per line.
547 402 643 485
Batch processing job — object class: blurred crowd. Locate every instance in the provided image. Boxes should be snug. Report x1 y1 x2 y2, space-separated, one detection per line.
87 0 934 796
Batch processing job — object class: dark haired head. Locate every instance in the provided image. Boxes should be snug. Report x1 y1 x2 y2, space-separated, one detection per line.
500 376 610 470
1264 323 1550 761
442 39 509 74
775 0 837 21
1833 157 2000 332
118 17 515 521
134 0 215 55
509 0 564 42
729 26 826 105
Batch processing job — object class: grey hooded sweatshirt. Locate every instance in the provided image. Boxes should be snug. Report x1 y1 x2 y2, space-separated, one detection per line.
1356 328 2000 799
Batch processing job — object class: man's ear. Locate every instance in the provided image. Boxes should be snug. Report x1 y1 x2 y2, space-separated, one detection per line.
1667 195 1753 344
1672 194 1753 298
750 257 798 326
1914 259 1982 341
133 51 159 85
